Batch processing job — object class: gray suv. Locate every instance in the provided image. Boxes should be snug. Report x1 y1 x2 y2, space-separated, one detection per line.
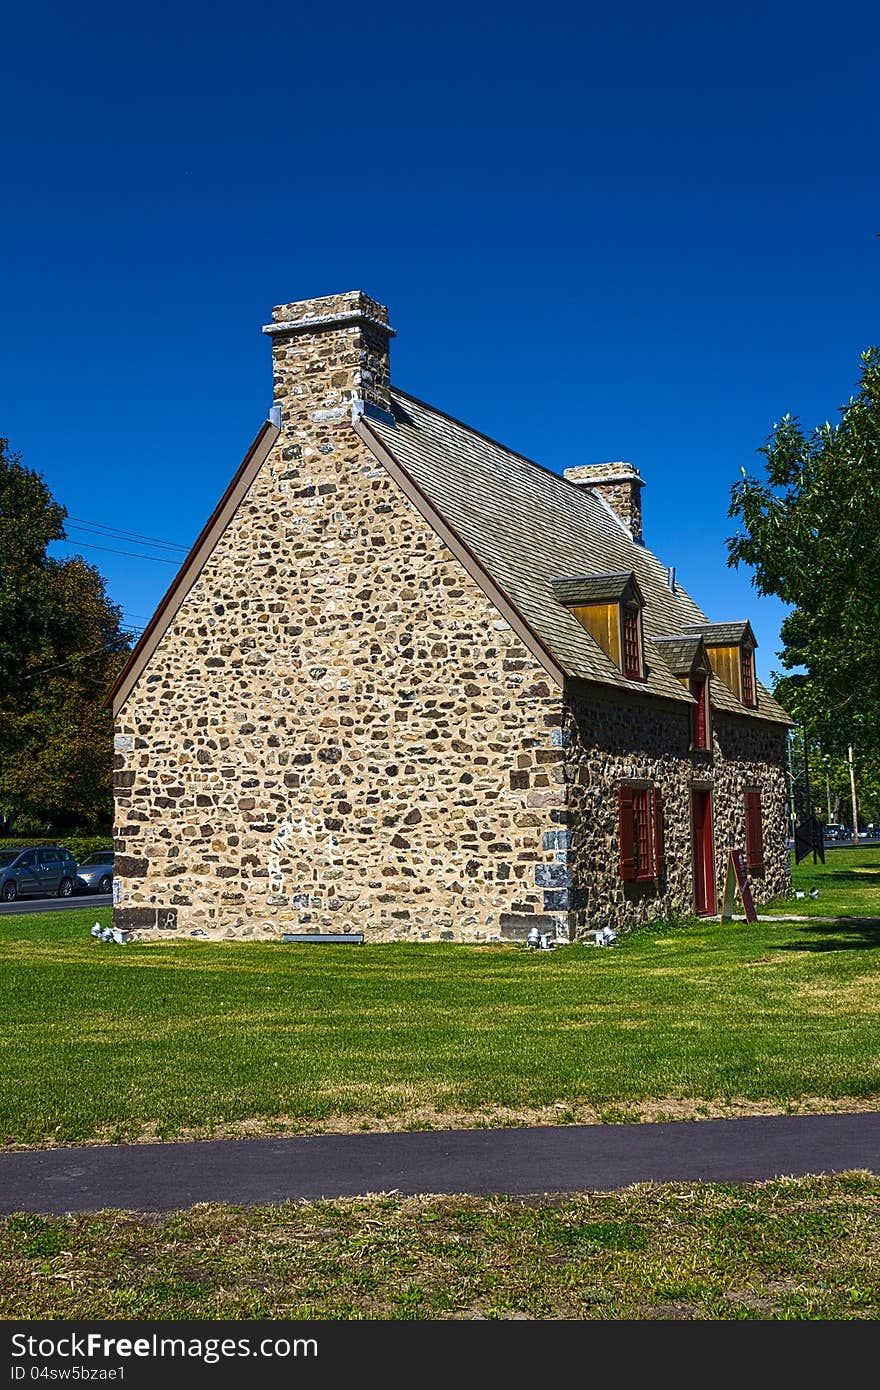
0 846 78 902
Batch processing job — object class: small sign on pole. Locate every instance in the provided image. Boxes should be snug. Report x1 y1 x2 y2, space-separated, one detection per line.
794 815 825 865
720 848 758 923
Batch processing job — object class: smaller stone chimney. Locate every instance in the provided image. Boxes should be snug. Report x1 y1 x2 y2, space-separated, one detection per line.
564 461 645 543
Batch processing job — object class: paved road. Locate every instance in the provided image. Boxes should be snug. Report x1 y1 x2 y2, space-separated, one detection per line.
1 1112 878 1215
787 838 880 850
0 893 112 916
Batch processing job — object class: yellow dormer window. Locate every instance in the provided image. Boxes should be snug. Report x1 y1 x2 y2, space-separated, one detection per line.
552 571 646 681
680 622 758 710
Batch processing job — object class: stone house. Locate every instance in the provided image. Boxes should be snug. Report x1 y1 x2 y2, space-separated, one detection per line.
109 290 792 942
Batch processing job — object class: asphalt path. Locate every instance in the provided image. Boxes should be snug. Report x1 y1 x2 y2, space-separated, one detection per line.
1 1112 878 1215
0 893 112 916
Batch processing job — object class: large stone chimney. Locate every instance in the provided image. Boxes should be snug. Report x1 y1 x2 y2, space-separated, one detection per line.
262 290 395 424
563 461 645 543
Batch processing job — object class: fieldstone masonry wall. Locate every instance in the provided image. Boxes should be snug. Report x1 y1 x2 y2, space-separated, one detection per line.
562 686 789 934
113 293 569 941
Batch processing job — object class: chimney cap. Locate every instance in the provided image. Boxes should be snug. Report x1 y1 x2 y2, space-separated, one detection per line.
262 290 396 339
564 462 644 488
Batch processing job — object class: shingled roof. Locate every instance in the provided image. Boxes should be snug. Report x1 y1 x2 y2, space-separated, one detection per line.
652 634 709 676
682 620 756 647
358 390 792 725
550 572 643 607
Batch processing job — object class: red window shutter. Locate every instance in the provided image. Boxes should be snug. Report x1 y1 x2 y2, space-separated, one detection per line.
745 791 764 869
622 607 642 679
618 785 637 881
690 677 707 748
741 649 756 707
653 787 666 878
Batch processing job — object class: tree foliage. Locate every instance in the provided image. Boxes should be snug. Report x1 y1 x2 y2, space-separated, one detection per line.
776 675 880 827
0 437 130 831
728 347 880 757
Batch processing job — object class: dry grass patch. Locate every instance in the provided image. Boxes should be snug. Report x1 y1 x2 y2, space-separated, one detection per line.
2 1174 878 1320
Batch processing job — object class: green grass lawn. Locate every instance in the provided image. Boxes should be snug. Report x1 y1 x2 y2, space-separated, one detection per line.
2 898 879 1148
2 1175 878 1320
761 845 880 918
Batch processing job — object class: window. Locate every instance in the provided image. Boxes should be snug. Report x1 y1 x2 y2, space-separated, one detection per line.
619 785 665 882
740 647 756 707
745 790 764 870
622 605 643 680
689 675 710 749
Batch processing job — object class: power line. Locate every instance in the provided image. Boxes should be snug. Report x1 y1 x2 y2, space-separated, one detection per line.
65 525 187 556
18 628 142 681
21 646 122 680
54 538 179 565
65 516 189 551
65 523 187 555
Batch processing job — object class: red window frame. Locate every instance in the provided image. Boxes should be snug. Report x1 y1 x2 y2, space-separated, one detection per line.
745 790 764 870
619 785 665 882
622 605 643 680
741 647 756 707
689 675 709 749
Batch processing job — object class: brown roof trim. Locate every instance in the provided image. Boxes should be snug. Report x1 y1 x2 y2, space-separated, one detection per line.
353 412 566 688
106 418 281 715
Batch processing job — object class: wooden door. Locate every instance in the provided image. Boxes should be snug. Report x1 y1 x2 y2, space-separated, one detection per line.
691 789 715 916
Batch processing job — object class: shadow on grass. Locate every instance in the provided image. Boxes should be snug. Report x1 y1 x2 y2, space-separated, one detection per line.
803 869 880 886
772 920 880 953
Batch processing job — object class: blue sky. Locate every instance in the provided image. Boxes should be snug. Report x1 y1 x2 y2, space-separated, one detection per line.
2 1 877 683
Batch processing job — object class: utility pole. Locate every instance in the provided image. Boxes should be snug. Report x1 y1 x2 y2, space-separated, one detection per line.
848 745 859 845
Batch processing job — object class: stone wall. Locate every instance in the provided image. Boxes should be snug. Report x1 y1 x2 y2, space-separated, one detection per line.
112 293 568 941
561 684 790 935
711 713 791 902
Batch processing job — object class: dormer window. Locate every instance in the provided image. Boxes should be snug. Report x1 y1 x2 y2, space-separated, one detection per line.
680 621 759 712
551 571 646 682
652 634 713 750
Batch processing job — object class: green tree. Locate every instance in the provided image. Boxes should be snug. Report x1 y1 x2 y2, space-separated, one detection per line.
776 675 880 828
0 437 130 831
728 347 880 758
